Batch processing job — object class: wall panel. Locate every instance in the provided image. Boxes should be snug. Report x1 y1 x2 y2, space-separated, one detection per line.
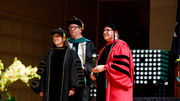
0 13 57 101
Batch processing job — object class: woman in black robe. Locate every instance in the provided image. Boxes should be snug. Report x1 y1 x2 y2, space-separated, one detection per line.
31 28 85 101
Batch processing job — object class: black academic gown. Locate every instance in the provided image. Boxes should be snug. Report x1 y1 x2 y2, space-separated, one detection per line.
31 47 85 101
68 37 98 101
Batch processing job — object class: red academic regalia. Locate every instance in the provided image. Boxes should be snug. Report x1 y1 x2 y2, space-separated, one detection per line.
97 39 134 101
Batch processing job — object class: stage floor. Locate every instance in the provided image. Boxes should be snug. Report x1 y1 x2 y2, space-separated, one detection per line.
134 97 180 101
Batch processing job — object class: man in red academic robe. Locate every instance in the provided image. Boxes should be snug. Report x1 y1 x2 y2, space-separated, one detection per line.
90 23 134 101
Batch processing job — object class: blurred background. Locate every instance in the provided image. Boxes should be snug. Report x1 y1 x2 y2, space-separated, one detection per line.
0 0 178 100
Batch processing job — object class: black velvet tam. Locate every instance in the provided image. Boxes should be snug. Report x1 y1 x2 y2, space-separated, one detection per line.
66 18 83 27
50 28 69 36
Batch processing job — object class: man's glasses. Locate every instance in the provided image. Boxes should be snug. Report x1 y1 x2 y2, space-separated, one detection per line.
103 29 113 33
68 26 80 30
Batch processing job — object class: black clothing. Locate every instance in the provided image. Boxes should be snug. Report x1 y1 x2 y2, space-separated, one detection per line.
68 37 98 101
96 43 114 101
31 48 84 101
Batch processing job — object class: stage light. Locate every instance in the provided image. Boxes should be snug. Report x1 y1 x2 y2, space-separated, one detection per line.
149 58 152 62
154 54 157 57
137 50 140 53
144 81 148 84
145 54 148 57
149 54 152 57
144 76 147 79
136 76 139 79
153 80 157 84
145 63 148 66
145 59 148 62
136 63 140 66
132 50 136 53
140 76 143 79
136 80 139 84
132 49 169 85
133 59 135 62
149 63 152 66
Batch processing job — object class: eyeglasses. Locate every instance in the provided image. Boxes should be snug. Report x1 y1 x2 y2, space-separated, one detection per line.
52 35 61 38
68 26 80 30
103 29 113 33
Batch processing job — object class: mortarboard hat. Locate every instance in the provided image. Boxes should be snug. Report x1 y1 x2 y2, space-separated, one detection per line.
66 16 84 30
50 28 69 40
103 22 121 33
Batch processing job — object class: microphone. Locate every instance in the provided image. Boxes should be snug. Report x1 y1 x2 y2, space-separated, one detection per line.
92 53 98 78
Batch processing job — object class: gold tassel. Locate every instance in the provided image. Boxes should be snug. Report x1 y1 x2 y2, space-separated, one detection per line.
63 32 66 41
73 16 84 30
59 28 66 41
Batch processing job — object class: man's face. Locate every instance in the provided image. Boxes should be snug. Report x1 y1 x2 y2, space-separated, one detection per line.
103 26 114 42
68 24 82 37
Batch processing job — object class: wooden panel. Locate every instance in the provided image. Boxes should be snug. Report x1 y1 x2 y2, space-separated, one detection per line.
0 35 10 52
32 57 41 67
12 20 21 36
0 17 11 35
0 54 12 67
32 24 43 40
21 39 32 55
32 40 43 56
22 22 32 39
10 38 21 53
19 91 31 101
20 56 33 67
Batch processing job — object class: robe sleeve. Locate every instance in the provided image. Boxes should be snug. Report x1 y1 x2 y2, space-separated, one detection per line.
83 41 98 86
70 49 85 88
105 41 134 88
31 51 50 93
31 60 46 93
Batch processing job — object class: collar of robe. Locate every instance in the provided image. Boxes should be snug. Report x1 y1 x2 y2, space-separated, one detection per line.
68 37 90 43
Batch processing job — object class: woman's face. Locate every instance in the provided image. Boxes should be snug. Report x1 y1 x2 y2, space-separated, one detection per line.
52 33 63 47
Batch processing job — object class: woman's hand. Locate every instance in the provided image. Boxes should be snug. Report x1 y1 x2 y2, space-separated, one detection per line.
92 65 106 73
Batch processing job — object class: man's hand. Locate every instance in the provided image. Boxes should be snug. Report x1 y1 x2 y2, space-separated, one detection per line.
82 66 85 70
69 88 75 96
92 65 106 73
90 72 96 80
40 92 43 97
